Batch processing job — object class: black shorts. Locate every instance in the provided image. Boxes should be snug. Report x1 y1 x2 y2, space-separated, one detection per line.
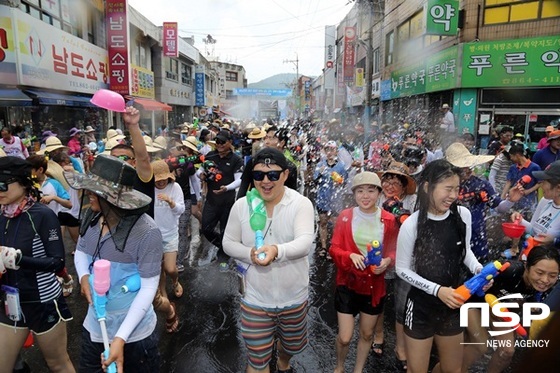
0 294 73 334
190 193 198 206
58 211 80 227
403 288 462 339
335 285 385 316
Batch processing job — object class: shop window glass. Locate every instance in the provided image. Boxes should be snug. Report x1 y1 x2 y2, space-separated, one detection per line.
511 2 539 21
542 0 560 18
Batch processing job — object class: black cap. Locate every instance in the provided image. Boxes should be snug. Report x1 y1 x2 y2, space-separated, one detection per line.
533 160 560 180
199 129 210 141
216 130 232 142
0 156 32 181
253 147 288 170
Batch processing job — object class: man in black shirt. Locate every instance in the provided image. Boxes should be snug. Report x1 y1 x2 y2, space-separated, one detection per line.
201 130 243 262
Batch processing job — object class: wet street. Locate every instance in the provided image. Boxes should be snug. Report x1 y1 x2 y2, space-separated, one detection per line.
21 233 510 372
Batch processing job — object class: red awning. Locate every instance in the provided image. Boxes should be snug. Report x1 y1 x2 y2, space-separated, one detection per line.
134 98 172 111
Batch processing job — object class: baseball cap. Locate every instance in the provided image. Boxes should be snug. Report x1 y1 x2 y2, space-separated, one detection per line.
0 156 32 182
351 171 382 191
547 130 560 142
533 160 560 181
216 130 232 142
252 147 288 170
545 125 555 133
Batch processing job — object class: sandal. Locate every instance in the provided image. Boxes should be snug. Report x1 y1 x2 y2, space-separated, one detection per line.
62 275 74 297
395 352 407 371
173 281 184 298
165 302 179 333
371 342 384 357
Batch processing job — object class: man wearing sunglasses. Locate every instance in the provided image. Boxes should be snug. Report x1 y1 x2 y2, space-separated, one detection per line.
223 147 315 373
200 130 243 263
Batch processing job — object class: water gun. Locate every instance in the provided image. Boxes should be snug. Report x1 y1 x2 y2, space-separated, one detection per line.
363 241 382 273
458 190 489 203
202 160 223 181
520 234 538 261
165 154 204 171
382 197 410 224
518 175 532 188
454 261 511 301
121 273 141 293
247 188 267 260
484 294 528 338
331 171 344 184
89 260 117 373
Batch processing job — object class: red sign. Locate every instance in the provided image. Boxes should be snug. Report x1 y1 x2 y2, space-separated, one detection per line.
106 0 130 94
163 22 178 58
343 26 356 83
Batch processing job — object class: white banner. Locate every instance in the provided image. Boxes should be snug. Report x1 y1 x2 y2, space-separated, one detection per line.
324 25 336 90
13 8 109 93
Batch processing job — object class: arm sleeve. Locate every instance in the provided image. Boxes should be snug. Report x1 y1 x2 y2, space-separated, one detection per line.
396 214 441 296
114 275 159 342
189 173 201 200
225 172 242 191
74 247 90 283
458 207 483 274
276 197 315 261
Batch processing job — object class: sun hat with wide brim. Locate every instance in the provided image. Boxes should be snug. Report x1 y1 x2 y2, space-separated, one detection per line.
445 142 495 169
377 161 417 195
143 136 161 153
105 129 126 142
153 136 168 150
182 136 199 153
64 154 151 210
84 125 95 133
248 127 266 139
152 159 175 182
102 137 125 155
36 136 68 155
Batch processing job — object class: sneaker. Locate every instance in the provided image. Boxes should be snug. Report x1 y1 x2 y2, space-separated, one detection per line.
177 264 185 273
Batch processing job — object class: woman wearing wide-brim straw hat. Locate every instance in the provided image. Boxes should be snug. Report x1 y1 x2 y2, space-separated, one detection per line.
372 161 417 370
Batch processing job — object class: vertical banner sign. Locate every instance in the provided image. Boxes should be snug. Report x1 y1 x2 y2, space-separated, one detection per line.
195 64 205 107
163 22 178 58
324 25 336 90
426 0 459 35
343 26 356 83
106 0 130 95
355 68 364 87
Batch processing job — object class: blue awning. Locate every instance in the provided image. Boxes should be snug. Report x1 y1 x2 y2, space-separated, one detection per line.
0 88 33 107
23 89 94 107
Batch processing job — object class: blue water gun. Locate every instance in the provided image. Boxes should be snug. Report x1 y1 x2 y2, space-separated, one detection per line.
89 260 117 373
364 240 382 273
454 261 511 301
255 230 266 260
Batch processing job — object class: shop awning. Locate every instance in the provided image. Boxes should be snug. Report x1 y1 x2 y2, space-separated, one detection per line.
0 89 33 106
134 98 172 111
24 90 94 107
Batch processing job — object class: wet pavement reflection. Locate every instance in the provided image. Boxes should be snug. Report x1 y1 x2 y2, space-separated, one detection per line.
21 236 505 372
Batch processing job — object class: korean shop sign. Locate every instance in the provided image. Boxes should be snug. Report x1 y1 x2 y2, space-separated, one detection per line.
391 61 426 98
426 45 459 92
0 6 17 85
426 0 459 36
106 0 130 95
462 35 560 88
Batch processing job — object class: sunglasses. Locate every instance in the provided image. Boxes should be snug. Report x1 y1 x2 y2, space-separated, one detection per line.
0 178 18 192
215 139 227 145
117 155 135 162
252 170 283 181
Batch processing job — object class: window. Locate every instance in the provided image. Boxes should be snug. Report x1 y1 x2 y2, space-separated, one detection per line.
21 1 83 38
225 71 238 82
484 0 560 25
385 31 394 65
181 63 193 85
166 58 179 81
372 48 380 74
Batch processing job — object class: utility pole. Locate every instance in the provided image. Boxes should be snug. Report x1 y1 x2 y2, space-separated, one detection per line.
364 27 373 133
283 53 299 117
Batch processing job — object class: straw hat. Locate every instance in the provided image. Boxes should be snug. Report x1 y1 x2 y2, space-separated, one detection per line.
181 123 192 133
248 127 266 139
153 136 168 150
84 125 95 133
377 162 417 195
102 137 124 155
106 129 126 141
151 160 175 182
182 136 199 153
445 142 495 168
65 154 151 210
46 159 70 191
143 136 160 153
36 136 68 155
0 148 6 157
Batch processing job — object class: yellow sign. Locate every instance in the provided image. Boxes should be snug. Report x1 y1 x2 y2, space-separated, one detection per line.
355 68 364 87
130 65 155 99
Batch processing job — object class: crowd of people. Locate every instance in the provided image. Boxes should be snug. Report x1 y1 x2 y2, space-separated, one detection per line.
1 93 559 373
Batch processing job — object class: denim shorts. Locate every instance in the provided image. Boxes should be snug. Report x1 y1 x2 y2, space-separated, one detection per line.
79 327 160 373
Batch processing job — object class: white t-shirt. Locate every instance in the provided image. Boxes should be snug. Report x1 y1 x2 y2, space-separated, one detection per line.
153 182 185 241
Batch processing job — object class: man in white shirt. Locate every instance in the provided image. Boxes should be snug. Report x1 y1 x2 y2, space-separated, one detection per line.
223 147 315 373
